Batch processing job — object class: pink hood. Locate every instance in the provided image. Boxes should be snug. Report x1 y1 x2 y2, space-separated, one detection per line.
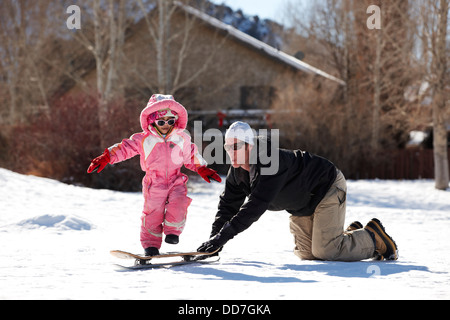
140 94 188 132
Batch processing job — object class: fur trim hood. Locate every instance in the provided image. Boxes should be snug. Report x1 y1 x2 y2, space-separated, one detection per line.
140 94 188 132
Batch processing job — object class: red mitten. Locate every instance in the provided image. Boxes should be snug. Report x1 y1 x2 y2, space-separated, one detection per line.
197 166 222 183
87 149 110 173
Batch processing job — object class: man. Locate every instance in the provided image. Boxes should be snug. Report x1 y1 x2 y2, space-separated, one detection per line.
198 121 398 261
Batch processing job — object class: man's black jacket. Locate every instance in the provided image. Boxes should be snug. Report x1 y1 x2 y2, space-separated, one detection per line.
210 136 337 242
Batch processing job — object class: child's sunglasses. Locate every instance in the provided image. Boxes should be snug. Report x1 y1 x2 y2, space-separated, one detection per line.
156 119 176 126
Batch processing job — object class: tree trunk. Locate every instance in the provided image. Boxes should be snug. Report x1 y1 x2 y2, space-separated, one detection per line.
432 0 449 190
372 29 382 151
157 0 166 92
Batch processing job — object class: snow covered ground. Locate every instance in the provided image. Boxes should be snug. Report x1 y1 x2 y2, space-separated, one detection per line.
1 167 449 300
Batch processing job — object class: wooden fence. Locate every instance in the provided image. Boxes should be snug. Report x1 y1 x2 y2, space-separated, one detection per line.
355 148 450 180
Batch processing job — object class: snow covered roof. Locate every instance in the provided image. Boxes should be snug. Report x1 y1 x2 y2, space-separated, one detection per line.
176 2 346 86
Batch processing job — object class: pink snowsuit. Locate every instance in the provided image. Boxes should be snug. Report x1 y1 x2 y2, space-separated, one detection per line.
107 95 207 249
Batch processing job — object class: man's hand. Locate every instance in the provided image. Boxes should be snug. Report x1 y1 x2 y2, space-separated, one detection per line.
196 241 222 260
198 221 237 254
197 230 228 253
197 240 222 254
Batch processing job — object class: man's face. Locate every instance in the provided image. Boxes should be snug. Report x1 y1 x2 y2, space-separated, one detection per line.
224 138 249 168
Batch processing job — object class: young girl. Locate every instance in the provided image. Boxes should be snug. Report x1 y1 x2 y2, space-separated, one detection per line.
87 94 221 256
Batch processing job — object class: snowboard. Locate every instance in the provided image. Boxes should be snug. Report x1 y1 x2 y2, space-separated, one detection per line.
110 249 220 270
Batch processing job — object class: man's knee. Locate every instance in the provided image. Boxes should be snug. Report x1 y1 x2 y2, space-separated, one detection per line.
311 244 338 261
293 246 316 260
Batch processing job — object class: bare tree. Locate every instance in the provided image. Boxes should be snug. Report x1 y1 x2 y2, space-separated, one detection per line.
414 0 449 189
0 0 21 124
430 0 449 189
135 0 228 95
61 0 143 148
278 0 419 177
368 1 415 151
71 0 130 121
0 0 57 124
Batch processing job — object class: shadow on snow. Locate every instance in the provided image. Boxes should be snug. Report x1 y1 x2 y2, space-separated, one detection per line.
280 261 431 278
175 259 432 282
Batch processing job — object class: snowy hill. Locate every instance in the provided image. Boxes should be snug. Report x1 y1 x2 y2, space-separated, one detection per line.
1 167 450 300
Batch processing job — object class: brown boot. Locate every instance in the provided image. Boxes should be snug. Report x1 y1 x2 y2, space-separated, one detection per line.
345 221 363 232
364 218 398 260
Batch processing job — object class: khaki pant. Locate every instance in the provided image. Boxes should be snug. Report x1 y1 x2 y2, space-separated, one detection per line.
289 170 375 261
